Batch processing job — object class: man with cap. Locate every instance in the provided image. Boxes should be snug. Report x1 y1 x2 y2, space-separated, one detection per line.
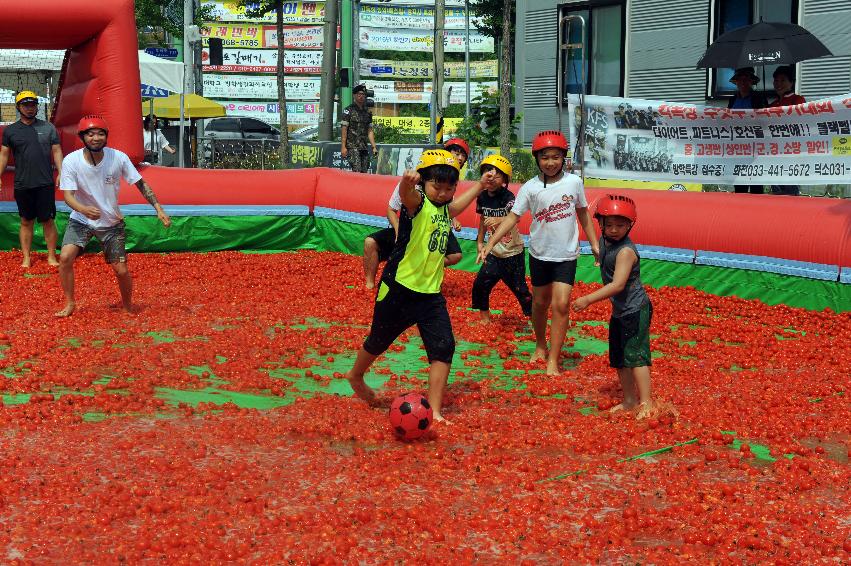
55 115 171 317
728 68 768 194
341 84 378 173
0 91 64 267
727 67 767 111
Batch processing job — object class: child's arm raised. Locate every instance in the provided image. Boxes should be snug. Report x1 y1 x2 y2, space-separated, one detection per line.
477 212 520 263
572 247 637 311
448 170 492 218
399 170 423 216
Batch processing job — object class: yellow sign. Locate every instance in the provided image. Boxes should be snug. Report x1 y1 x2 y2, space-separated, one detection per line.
832 136 851 156
372 116 462 135
201 23 264 48
584 178 703 192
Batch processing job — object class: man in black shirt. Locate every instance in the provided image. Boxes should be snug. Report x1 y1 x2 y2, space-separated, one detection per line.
0 91 64 267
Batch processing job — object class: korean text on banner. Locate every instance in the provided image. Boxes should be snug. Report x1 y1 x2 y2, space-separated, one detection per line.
359 58 498 79
568 94 851 185
372 117 462 135
202 48 322 73
359 5 481 30
203 75 321 100
358 27 494 53
204 1 325 24
218 100 325 126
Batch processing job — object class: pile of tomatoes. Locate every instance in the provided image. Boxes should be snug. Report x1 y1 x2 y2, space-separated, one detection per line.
0 250 848 563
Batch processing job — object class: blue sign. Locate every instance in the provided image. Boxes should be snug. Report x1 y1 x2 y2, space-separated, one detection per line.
145 47 179 59
370 66 393 74
141 84 170 98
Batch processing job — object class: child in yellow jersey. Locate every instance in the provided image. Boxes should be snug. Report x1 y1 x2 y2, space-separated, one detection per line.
347 149 494 422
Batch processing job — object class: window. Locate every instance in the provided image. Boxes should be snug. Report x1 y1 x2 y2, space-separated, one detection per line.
710 0 798 98
561 1 625 98
206 118 240 133
241 118 275 134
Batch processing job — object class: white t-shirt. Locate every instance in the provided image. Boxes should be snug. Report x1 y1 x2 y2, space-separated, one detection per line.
510 173 588 261
143 129 170 153
60 148 142 229
388 182 402 211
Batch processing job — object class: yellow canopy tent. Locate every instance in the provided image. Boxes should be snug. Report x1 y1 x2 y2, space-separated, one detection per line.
141 93 226 119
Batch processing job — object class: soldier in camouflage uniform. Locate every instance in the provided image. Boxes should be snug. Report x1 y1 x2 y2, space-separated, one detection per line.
341 84 378 173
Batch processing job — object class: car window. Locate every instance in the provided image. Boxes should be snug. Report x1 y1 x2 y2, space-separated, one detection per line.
206 118 241 133
241 118 273 134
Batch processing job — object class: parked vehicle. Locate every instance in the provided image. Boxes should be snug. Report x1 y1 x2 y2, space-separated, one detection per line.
203 117 281 157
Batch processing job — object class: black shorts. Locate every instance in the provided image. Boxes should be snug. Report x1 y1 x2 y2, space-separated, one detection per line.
368 227 461 262
609 301 653 369
529 255 577 287
363 280 455 364
14 185 56 222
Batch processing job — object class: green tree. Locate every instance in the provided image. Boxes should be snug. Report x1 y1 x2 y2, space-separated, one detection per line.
135 0 216 44
470 0 515 156
236 1 291 165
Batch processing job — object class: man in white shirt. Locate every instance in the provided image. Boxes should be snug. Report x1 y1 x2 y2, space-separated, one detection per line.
55 115 171 317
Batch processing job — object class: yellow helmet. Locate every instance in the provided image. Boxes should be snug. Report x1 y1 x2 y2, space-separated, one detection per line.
416 149 460 172
15 91 38 105
479 154 513 179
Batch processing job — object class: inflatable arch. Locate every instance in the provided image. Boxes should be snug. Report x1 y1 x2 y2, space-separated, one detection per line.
1 0 143 162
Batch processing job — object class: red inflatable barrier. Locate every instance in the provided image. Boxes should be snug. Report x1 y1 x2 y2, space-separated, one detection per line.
0 0 143 162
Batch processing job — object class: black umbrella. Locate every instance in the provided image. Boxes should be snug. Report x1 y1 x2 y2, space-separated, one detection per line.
696 21 832 69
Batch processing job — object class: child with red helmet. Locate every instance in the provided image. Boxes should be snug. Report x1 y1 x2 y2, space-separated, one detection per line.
477 130 599 376
572 194 656 418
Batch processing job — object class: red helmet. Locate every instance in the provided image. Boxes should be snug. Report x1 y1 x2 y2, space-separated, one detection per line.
532 130 568 154
594 194 637 223
443 137 470 157
78 115 109 134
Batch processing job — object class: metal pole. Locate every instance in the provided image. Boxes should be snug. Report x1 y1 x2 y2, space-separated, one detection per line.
433 0 445 144
179 0 193 168
319 0 339 140
341 0 354 110
465 0 470 117
558 15 586 179
353 1 361 85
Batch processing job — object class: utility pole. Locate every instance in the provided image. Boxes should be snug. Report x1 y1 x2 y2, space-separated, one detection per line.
179 0 194 167
465 0 471 117
432 0 445 145
319 0 339 141
341 0 354 111
499 0 511 157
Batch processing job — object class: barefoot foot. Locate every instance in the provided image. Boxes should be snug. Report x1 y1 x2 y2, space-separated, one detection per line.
365 280 375 290
55 303 75 317
608 401 637 414
529 347 548 364
545 359 562 376
432 412 452 424
47 257 59 267
347 374 378 406
21 256 31 268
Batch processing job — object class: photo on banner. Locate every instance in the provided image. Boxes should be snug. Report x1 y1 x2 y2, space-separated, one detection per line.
568 94 851 185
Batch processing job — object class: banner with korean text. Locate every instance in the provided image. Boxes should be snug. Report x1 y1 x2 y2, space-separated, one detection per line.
362 80 497 104
201 48 322 73
359 58 498 79
359 5 481 30
359 27 494 53
202 1 325 24
203 75 320 100
568 94 851 185
262 25 338 49
218 100 325 126
372 116 462 135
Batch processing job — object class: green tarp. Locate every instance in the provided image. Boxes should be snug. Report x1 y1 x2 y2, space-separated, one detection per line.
3 212 849 312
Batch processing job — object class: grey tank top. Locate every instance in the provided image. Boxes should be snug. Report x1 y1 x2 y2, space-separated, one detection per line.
599 236 648 316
